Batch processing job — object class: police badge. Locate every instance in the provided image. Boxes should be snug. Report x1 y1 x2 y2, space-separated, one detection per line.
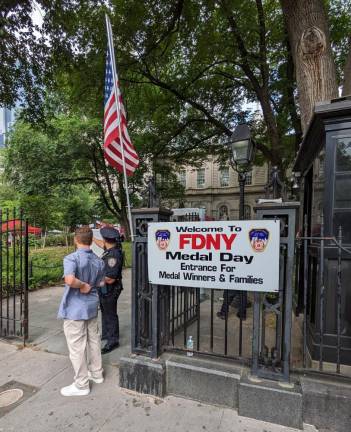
155 230 171 250
249 229 269 252
108 257 117 267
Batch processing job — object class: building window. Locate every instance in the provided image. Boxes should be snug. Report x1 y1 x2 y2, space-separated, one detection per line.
219 205 229 220
219 168 229 187
197 168 205 188
245 171 252 185
179 170 186 188
244 205 251 220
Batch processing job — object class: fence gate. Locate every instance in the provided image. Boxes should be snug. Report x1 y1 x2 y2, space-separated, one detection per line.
0 210 29 342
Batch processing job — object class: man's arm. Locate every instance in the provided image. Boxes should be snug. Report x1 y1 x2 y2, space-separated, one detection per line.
105 276 116 284
93 238 104 249
65 275 91 294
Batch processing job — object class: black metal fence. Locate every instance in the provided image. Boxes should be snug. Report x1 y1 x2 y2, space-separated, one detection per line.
295 217 351 376
131 206 351 382
166 287 252 361
0 209 29 342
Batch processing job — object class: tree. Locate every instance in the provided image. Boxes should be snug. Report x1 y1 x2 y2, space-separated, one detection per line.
36 0 301 177
0 1 47 118
4 116 147 235
281 0 351 131
280 0 339 132
0 182 20 213
4 0 351 188
20 194 59 230
60 187 97 230
342 39 351 96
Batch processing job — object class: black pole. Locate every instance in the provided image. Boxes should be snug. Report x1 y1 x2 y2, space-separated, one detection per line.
238 171 247 355
238 173 246 220
24 219 29 342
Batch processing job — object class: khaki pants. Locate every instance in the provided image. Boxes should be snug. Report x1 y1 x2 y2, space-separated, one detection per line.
63 317 103 389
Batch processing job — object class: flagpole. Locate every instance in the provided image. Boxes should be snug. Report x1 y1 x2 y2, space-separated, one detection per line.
105 14 134 241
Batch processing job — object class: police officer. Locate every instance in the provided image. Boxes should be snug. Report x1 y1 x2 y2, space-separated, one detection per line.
99 226 123 354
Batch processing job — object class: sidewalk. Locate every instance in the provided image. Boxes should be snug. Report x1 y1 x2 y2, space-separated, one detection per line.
0 271 318 431
26 268 132 366
0 341 317 432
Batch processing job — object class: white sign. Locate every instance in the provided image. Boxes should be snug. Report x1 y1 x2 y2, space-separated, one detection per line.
148 220 280 292
92 229 104 257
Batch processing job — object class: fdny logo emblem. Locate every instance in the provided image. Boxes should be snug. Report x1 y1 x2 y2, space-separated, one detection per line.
249 229 269 252
155 230 171 250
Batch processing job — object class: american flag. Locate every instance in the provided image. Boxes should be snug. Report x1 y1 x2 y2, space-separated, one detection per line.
104 48 139 176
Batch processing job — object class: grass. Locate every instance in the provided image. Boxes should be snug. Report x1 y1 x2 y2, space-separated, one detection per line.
123 241 132 267
29 242 132 289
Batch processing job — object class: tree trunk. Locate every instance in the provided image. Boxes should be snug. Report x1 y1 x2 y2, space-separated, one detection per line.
342 36 351 97
281 0 338 133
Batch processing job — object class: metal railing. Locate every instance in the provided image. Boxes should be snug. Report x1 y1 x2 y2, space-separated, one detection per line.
0 209 29 342
295 216 351 376
131 205 351 381
166 287 251 361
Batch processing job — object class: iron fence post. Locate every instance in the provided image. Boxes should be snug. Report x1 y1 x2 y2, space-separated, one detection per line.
319 215 325 371
24 219 29 342
252 202 299 381
131 207 172 358
303 217 308 368
336 226 342 373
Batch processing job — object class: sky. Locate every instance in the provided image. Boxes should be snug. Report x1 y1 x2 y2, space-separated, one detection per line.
32 1 44 29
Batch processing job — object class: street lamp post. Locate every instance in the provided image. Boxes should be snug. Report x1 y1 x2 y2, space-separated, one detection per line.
227 124 255 333
227 123 256 220
238 173 246 220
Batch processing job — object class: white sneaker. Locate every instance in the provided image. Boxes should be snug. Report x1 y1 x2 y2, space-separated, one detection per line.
60 383 90 397
88 371 104 384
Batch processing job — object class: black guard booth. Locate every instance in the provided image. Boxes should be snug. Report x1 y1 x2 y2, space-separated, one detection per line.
294 99 351 365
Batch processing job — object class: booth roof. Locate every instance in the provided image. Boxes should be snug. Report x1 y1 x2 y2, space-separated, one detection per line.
293 97 351 174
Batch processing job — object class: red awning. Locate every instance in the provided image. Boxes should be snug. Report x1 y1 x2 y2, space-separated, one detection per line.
1 219 42 235
28 226 42 235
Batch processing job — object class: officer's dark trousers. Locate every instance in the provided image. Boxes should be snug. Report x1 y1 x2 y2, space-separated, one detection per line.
100 288 121 346
220 290 247 318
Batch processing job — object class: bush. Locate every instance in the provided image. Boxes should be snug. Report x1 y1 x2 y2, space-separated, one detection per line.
29 246 74 289
123 241 131 267
28 234 41 248
29 242 131 289
41 234 74 247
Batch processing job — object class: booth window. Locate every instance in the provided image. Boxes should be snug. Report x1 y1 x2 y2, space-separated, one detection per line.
334 135 351 243
311 148 325 237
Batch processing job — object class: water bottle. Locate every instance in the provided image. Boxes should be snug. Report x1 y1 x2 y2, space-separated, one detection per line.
187 335 194 357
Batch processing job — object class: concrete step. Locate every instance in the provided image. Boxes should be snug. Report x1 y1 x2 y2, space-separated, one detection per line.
301 375 351 432
119 353 351 431
238 372 303 429
165 353 241 408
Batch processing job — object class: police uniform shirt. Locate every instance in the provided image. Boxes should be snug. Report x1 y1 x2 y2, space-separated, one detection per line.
103 247 123 283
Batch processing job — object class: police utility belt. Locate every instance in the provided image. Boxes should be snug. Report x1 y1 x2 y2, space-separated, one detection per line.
98 281 122 297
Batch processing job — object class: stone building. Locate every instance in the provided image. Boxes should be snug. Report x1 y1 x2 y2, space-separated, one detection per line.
179 157 268 220
0 106 16 147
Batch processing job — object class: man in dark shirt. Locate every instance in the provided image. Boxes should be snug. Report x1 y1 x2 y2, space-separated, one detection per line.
96 226 123 354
